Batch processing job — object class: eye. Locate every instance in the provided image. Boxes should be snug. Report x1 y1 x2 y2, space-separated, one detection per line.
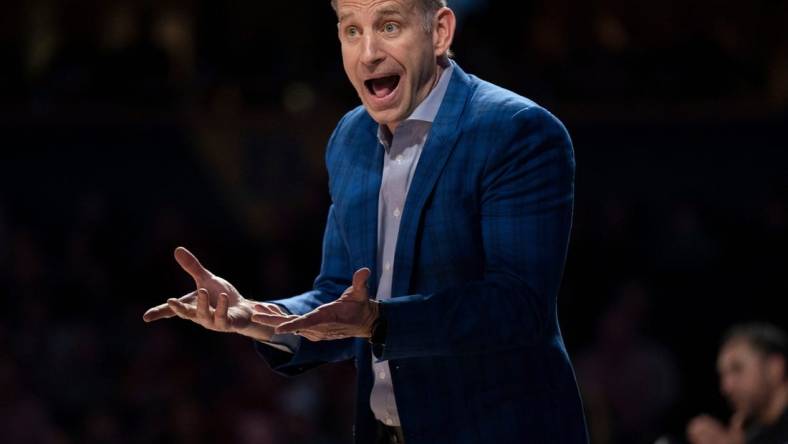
383 22 399 33
346 26 359 38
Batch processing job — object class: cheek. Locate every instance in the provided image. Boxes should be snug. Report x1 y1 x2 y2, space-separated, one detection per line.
723 372 748 393
741 372 767 395
407 46 436 84
341 49 356 76
342 64 361 92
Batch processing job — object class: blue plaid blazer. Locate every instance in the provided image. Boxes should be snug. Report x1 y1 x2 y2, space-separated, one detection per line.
257 63 588 444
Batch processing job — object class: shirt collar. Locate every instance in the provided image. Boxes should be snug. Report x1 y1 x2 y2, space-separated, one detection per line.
377 61 455 148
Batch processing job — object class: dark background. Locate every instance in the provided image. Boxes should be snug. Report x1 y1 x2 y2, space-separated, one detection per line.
0 1 786 443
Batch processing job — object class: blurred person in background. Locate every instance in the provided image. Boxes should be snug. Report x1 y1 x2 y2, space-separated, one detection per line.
144 0 588 443
687 323 788 444
576 281 679 444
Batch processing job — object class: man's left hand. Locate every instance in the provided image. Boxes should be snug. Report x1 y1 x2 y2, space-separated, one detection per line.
251 268 379 341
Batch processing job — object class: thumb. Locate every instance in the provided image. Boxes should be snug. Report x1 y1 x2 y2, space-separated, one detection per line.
344 267 370 300
174 246 211 284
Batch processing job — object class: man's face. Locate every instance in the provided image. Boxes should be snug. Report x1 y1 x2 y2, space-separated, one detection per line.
717 340 773 417
335 0 441 130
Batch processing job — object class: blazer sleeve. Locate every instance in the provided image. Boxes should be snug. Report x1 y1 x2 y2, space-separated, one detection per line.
376 105 575 360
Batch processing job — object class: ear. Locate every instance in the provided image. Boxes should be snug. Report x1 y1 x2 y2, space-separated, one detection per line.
432 7 456 61
766 355 786 384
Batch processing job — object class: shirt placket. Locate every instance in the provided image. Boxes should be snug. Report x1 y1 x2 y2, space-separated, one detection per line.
370 126 415 427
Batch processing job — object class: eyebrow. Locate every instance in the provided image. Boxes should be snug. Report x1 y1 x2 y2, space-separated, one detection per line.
338 7 405 23
376 8 405 18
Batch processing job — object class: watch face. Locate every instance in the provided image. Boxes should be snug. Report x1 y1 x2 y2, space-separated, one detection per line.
370 309 388 358
372 341 385 359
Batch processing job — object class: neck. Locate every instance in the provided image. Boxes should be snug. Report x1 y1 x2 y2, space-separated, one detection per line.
758 383 788 425
385 63 445 134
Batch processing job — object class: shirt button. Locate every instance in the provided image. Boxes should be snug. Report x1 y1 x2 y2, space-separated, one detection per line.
378 371 386 380
395 154 404 163
385 418 394 426
384 262 391 271
393 208 401 218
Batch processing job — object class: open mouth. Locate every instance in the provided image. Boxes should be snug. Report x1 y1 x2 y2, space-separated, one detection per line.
364 75 401 99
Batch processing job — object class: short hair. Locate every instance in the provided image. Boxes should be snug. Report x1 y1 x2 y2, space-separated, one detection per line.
330 0 448 32
331 0 447 13
722 322 788 364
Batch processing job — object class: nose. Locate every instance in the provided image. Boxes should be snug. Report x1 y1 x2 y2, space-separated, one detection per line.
360 33 384 67
720 375 735 398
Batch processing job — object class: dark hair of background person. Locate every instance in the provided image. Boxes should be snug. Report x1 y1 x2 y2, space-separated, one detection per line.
722 323 788 369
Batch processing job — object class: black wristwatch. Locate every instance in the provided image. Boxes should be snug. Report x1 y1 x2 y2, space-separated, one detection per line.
369 301 388 357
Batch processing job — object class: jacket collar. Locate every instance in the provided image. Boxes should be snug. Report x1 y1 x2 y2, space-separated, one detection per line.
376 62 456 149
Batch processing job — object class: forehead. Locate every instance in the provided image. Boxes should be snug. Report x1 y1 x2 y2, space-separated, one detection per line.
718 340 763 369
336 0 418 21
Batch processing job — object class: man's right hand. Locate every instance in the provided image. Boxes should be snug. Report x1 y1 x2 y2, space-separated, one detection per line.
142 247 298 342
686 413 745 444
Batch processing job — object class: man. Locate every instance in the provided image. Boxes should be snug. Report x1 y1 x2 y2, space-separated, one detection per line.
144 0 588 442
687 323 788 444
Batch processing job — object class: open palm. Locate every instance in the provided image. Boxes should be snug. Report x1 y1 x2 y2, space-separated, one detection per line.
143 247 291 340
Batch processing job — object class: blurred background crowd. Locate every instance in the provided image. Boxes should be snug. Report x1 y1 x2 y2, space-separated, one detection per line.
0 0 786 443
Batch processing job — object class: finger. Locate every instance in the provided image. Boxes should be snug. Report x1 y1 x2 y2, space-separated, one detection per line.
308 325 350 338
253 304 269 313
168 298 196 319
688 418 710 430
688 415 712 427
178 290 198 304
687 424 710 442
143 290 198 322
340 268 370 301
688 421 716 439
251 312 296 327
298 330 324 342
300 328 348 341
214 293 229 330
143 303 176 322
254 303 277 314
254 303 289 316
174 246 211 284
270 304 288 316
196 289 211 322
352 268 371 292
275 311 330 334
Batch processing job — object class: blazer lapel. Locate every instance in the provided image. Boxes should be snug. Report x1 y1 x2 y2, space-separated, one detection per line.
390 65 473 298
351 117 384 295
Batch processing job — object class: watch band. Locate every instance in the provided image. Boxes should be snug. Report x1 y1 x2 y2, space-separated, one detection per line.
369 301 388 356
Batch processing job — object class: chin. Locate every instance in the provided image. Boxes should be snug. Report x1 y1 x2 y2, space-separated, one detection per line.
366 107 403 127
731 400 752 416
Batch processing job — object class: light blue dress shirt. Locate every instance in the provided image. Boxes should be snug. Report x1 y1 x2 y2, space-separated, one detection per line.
370 63 454 427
